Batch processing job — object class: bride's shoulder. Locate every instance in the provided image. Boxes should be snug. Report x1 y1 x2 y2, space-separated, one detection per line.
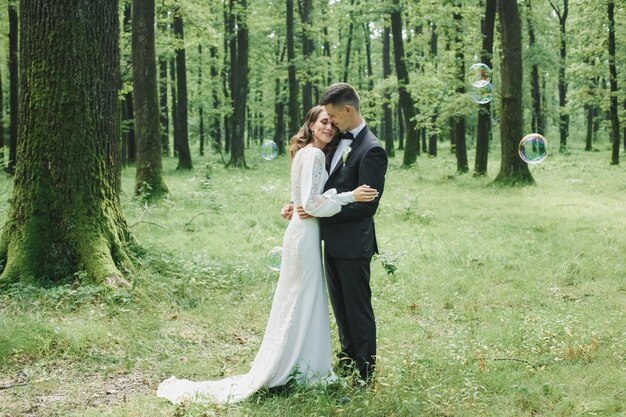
299 145 324 158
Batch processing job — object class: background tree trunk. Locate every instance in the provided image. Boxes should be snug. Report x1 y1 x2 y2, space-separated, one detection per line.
342 0 355 83
7 1 18 174
169 57 177 156
0 0 134 285
382 23 394 157
132 0 168 198
494 0 534 185
549 0 569 152
198 44 205 156
391 0 419 166
299 0 314 115
173 5 192 169
158 4 169 155
526 0 544 136
474 0 495 176
229 0 248 168
453 7 468 174
607 0 620 165
209 46 222 154
287 0 299 136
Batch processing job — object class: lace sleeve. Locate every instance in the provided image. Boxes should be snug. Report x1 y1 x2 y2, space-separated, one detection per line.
301 149 353 217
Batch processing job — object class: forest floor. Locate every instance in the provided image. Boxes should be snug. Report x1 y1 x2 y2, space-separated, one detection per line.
1 141 625 417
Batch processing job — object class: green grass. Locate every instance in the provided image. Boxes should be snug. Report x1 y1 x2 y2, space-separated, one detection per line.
1 142 625 417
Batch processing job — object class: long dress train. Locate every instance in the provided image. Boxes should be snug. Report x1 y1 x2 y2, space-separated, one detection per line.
157 146 353 404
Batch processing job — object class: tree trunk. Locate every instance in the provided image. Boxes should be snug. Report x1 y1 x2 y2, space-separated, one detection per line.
169 57 177 156
286 0 299 135
0 0 134 286
209 46 222 154
474 0 495 176
390 0 419 166
428 22 438 157
494 0 534 185
133 0 168 198
607 0 620 165
397 105 404 150
223 0 233 155
0 65 4 165
526 0 544 136
159 58 169 155
198 44 205 156
549 0 569 152
382 24 394 157
229 0 248 168
453 8 468 174
158 4 169 156
173 5 192 170
342 0 356 83
299 0 314 115
7 1 18 174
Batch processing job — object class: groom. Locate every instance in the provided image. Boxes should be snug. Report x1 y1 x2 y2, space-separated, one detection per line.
300 83 388 383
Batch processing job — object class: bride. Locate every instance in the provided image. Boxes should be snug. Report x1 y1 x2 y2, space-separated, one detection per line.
157 106 378 404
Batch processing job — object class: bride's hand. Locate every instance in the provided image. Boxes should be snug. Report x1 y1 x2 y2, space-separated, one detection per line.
352 184 379 202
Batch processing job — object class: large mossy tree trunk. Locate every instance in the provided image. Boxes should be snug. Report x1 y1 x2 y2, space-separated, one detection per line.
494 0 534 185
7 1 18 174
390 0 419 166
0 0 134 286
132 0 168 198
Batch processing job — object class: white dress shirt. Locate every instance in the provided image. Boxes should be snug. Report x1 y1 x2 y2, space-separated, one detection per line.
329 120 366 173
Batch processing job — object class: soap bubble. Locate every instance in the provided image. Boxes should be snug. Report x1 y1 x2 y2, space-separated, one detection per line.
261 140 278 160
518 134 547 164
266 247 282 272
470 81 493 104
467 63 492 87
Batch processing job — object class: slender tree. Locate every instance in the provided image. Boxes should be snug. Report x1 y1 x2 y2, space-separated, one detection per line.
229 0 249 167
169 57 177 156
274 42 287 155
342 0 356 83
549 0 569 152
198 44 205 156
607 0 620 165
494 0 533 185
526 0 544 136
173 4 192 169
474 0 496 176
223 0 234 154
7 0 18 174
122 3 136 165
390 0 419 166
452 6 468 174
0 0 134 285
286 0 299 135
158 3 170 155
428 22 438 157
132 0 168 198
299 0 314 114
209 46 222 153
382 23 394 157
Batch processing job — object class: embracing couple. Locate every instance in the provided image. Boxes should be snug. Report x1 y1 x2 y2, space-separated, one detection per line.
157 83 388 405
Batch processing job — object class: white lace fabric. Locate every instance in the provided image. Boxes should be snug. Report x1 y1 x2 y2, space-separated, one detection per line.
156 146 352 405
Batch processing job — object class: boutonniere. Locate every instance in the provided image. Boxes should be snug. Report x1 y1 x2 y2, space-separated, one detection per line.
342 146 352 163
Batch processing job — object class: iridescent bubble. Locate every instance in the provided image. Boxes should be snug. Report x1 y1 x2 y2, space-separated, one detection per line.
518 134 547 164
261 140 278 160
470 81 493 104
266 247 282 272
467 63 492 87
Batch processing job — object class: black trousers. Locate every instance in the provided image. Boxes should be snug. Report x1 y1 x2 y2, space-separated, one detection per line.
324 253 376 381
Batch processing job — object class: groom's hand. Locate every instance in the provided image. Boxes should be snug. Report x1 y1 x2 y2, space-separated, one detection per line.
281 203 294 220
296 204 313 219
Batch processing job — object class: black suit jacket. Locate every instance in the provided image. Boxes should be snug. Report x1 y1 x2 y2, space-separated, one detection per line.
321 126 388 259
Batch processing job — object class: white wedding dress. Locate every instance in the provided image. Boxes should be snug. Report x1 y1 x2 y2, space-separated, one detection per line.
157 146 354 404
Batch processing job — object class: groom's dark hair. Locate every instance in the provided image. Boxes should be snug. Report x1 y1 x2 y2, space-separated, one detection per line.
320 83 360 112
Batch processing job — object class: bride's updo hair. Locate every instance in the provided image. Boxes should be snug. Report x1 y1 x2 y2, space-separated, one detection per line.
289 105 326 160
